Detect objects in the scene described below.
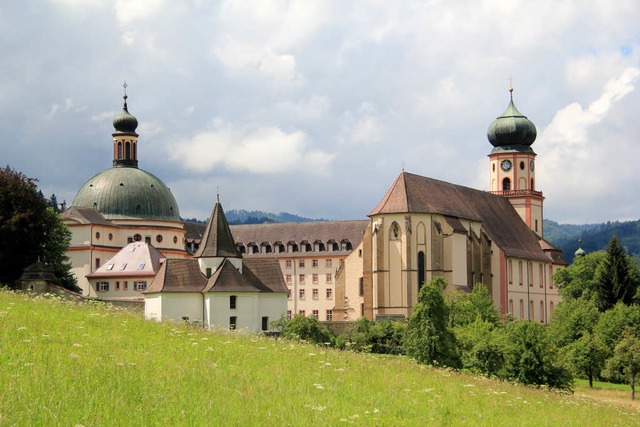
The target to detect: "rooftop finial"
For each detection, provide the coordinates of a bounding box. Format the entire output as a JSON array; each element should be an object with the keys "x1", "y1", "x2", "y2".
[
  {"x1": 508, "y1": 76, "x2": 514, "y2": 99},
  {"x1": 216, "y1": 186, "x2": 220, "y2": 203},
  {"x1": 122, "y1": 81, "x2": 129, "y2": 110}
]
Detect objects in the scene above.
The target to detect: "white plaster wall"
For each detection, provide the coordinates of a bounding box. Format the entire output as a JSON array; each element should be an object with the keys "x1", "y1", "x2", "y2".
[{"x1": 151, "y1": 293, "x2": 203, "y2": 323}]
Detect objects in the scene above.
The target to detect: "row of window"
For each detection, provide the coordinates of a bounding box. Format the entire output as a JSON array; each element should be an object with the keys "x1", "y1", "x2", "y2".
[
  {"x1": 507, "y1": 260, "x2": 554, "y2": 289},
  {"x1": 94, "y1": 233, "x2": 178, "y2": 245},
  {"x1": 285, "y1": 273, "x2": 333, "y2": 284},
  {"x1": 289, "y1": 288, "x2": 333, "y2": 300},
  {"x1": 96, "y1": 281, "x2": 147, "y2": 292},
  {"x1": 286, "y1": 310, "x2": 333, "y2": 321},
  {"x1": 508, "y1": 299, "x2": 554, "y2": 323},
  {"x1": 285, "y1": 259, "x2": 333, "y2": 269},
  {"x1": 239, "y1": 242, "x2": 352, "y2": 255}
]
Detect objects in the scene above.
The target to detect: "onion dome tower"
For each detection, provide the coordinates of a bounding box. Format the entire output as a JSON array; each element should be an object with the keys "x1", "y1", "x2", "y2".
[
  {"x1": 71, "y1": 87, "x2": 181, "y2": 222},
  {"x1": 488, "y1": 87, "x2": 544, "y2": 237}
]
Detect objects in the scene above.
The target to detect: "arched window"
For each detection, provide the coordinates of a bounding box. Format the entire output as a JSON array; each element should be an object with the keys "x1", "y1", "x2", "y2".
[
  {"x1": 133, "y1": 142, "x2": 137, "y2": 159},
  {"x1": 125, "y1": 141, "x2": 131, "y2": 159},
  {"x1": 390, "y1": 222, "x2": 400, "y2": 240},
  {"x1": 117, "y1": 141, "x2": 123, "y2": 159},
  {"x1": 502, "y1": 177, "x2": 511, "y2": 191},
  {"x1": 417, "y1": 251, "x2": 425, "y2": 291},
  {"x1": 531, "y1": 178, "x2": 534, "y2": 190}
]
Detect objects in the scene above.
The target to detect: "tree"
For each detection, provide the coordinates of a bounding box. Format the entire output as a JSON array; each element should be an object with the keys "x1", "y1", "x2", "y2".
[
  {"x1": 594, "y1": 236, "x2": 639, "y2": 311},
  {"x1": 0, "y1": 166, "x2": 57, "y2": 284},
  {"x1": 564, "y1": 331, "x2": 609, "y2": 388},
  {"x1": 553, "y1": 251, "x2": 606, "y2": 302},
  {"x1": 593, "y1": 303, "x2": 640, "y2": 350},
  {"x1": 447, "y1": 283, "x2": 500, "y2": 327},
  {"x1": 39, "y1": 208, "x2": 79, "y2": 292},
  {"x1": 547, "y1": 298, "x2": 600, "y2": 348},
  {"x1": 403, "y1": 277, "x2": 460, "y2": 368},
  {"x1": 276, "y1": 314, "x2": 334, "y2": 345},
  {"x1": 502, "y1": 320, "x2": 572, "y2": 390},
  {"x1": 48, "y1": 193, "x2": 60, "y2": 213},
  {"x1": 454, "y1": 318, "x2": 506, "y2": 378},
  {"x1": 604, "y1": 327, "x2": 640, "y2": 400},
  {"x1": 344, "y1": 318, "x2": 406, "y2": 354}
]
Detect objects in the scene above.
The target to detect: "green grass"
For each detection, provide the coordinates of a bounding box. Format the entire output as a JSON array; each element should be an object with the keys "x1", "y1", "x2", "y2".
[
  {"x1": 574, "y1": 379, "x2": 631, "y2": 392},
  {"x1": 1, "y1": 289, "x2": 638, "y2": 426}
]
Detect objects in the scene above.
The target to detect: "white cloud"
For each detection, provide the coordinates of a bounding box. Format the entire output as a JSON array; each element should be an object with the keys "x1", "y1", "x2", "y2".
[
  {"x1": 114, "y1": 0, "x2": 165, "y2": 25},
  {"x1": 171, "y1": 120, "x2": 334, "y2": 175},
  {"x1": 339, "y1": 103, "x2": 384, "y2": 145}
]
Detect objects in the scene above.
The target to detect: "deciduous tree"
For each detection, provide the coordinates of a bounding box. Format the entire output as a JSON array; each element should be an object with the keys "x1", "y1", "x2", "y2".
[
  {"x1": 403, "y1": 276, "x2": 460, "y2": 368},
  {"x1": 604, "y1": 327, "x2": 640, "y2": 400}
]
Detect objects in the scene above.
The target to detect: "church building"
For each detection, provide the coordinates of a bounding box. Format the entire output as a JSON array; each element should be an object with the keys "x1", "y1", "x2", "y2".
[{"x1": 62, "y1": 92, "x2": 188, "y2": 297}]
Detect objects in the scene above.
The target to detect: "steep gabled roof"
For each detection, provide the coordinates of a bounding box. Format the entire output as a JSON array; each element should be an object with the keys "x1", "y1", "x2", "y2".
[
  {"x1": 194, "y1": 201, "x2": 242, "y2": 259},
  {"x1": 87, "y1": 242, "x2": 165, "y2": 278},
  {"x1": 369, "y1": 172, "x2": 551, "y2": 262},
  {"x1": 144, "y1": 259, "x2": 207, "y2": 293},
  {"x1": 203, "y1": 259, "x2": 261, "y2": 292}
]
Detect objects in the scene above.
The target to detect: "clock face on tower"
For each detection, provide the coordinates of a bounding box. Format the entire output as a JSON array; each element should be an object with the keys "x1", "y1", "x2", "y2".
[
  {"x1": 500, "y1": 159, "x2": 512, "y2": 172},
  {"x1": 530, "y1": 160, "x2": 535, "y2": 171}
]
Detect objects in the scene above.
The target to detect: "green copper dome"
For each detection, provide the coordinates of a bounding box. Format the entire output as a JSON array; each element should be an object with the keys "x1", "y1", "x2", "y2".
[
  {"x1": 487, "y1": 90, "x2": 537, "y2": 148},
  {"x1": 72, "y1": 167, "x2": 180, "y2": 221},
  {"x1": 113, "y1": 96, "x2": 138, "y2": 134}
]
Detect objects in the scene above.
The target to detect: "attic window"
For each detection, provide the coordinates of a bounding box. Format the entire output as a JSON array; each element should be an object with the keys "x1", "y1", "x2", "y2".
[
  {"x1": 105, "y1": 264, "x2": 114, "y2": 270},
  {"x1": 108, "y1": 233, "x2": 113, "y2": 241},
  {"x1": 137, "y1": 263, "x2": 145, "y2": 270},
  {"x1": 119, "y1": 183, "x2": 124, "y2": 187},
  {"x1": 119, "y1": 263, "x2": 127, "y2": 270},
  {"x1": 134, "y1": 234, "x2": 142, "y2": 241}
]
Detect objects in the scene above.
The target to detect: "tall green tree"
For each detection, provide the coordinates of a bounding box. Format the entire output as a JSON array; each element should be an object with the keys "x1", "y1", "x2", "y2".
[
  {"x1": 564, "y1": 331, "x2": 609, "y2": 388},
  {"x1": 0, "y1": 166, "x2": 56, "y2": 284},
  {"x1": 39, "y1": 208, "x2": 78, "y2": 292},
  {"x1": 502, "y1": 320, "x2": 572, "y2": 390},
  {"x1": 403, "y1": 276, "x2": 460, "y2": 368},
  {"x1": 553, "y1": 251, "x2": 605, "y2": 302},
  {"x1": 454, "y1": 318, "x2": 505, "y2": 378},
  {"x1": 593, "y1": 302, "x2": 640, "y2": 350},
  {"x1": 604, "y1": 327, "x2": 640, "y2": 400},
  {"x1": 594, "y1": 236, "x2": 639, "y2": 311}
]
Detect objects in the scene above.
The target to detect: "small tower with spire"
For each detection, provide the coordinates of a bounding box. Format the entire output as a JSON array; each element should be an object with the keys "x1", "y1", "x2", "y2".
[
  {"x1": 194, "y1": 195, "x2": 243, "y2": 277},
  {"x1": 487, "y1": 86, "x2": 544, "y2": 237},
  {"x1": 112, "y1": 81, "x2": 140, "y2": 168}
]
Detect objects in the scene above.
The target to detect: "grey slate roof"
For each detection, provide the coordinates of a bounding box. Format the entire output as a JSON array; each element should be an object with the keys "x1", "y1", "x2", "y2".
[
  {"x1": 369, "y1": 172, "x2": 554, "y2": 262},
  {"x1": 61, "y1": 206, "x2": 113, "y2": 226},
  {"x1": 194, "y1": 202, "x2": 242, "y2": 259}
]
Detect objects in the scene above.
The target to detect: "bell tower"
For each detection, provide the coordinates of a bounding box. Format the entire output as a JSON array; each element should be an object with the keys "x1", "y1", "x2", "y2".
[
  {"x1": 112, "y1": 82, "x2": 139, "y2": 168},
  {"x1": 487, "y1": 88, "x2": 544, "y2": 237}
]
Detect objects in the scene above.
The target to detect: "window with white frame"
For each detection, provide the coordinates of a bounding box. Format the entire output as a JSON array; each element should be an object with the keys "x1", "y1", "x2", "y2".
[
  {"x1": 326, "y1": 310, "x2": 333, "y2": 321},
  {"x1": 312, "y1": 273, "x2": 318, "y2": 284},
  {"x1": 312, "y1": 288, "x2": 319, "y2": 299},
  {"x1": 325, "y1": 259, "x2": 332, "y2": 268},
  {"x1": 299, "y1": 274, "x2": 305, "y2": 284},
  {"x1": 285, "y1": 260, "x2": 292, "y2": 269},
  {"x1": 299, "y1": 260, "x2": 305, "y2": 268},
  {"x1": 97, "y1": 282, "x2": 109, "y2": 292},
  {"x1": 312, "y1": 259, "x2": 319, "y2": 268},
  {"x1": 326, "y1": 273, "x2": 332, "y2": 283},
  {"x1": 286, "y1": 274, "x2": 292, "y2": 284},
  {"x1": 312, "y1": 310, "x2": 319, "y2": 319},
  {"x1": 134, "y1": 281, "x2": 147, "y2": 291},
  {"x1": 299, "y1": 289, "x2": 305, "y2": 300},
  {"x1": 326, "y1": 288, "x2": 333, "y2": 299},
  {"x1": 287, "y1": 310, "x2": 292, "y2": 320}
]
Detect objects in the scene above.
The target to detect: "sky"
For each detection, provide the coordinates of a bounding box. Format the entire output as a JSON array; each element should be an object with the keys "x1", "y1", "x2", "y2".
[{"x1": 1, "y1": 0, "x2": 639, "y2": 224}]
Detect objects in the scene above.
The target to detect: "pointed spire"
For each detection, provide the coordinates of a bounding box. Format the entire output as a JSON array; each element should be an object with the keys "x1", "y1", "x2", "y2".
[{"x1": 194, "y1": 198, "x2": 242, "y2": 259}]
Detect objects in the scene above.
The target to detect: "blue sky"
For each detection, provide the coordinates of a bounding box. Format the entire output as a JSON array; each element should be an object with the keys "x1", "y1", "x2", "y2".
[{"x1": 1, "y1": 0, "x2": 639, "y2": 224}]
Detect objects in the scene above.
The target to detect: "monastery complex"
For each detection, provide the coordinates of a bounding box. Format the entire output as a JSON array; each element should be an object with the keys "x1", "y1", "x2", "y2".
[{"x1": 61, "y1": 88, "x2": 566, "y2": 330}]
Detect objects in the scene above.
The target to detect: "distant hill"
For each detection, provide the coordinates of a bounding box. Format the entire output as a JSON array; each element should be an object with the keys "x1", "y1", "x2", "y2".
[
  {"x1": 225, "y1": 209, "x2": 326, "y2": 225},
  {"x1": 544, "y1": 219, "x2": 640, "y2": 264}
]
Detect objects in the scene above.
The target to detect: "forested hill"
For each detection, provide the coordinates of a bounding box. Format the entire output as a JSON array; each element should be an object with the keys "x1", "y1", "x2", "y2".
[
  {"x1": 544, "y1": 219, "x2": 640, "y2": 264},
  {"x1": 225, "y1": 209, "x2": 325, "y2": 225}
]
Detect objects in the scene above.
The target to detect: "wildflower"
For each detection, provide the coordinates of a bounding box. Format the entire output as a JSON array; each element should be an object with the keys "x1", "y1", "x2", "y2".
[
  {"x1": 311, "y1": 406, "x2": 326, "y2": 411},
  {"x1": 314, "y1": 383, "x2": 324, "y2": 390},
  {"x1": 73, "y1": 343, "x2": 82, "y2": 347},
  {"x1": 17, "y1": 327, "x2": 26, "y2": 331}
]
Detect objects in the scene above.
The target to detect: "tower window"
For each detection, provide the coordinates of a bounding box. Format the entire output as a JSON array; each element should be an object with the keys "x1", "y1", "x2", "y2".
[
  {"x1": 502, "y1": 178, "x2": 511, "y2": 191},
  {"x1": 520, "y1": 161, "x2": 525, "y2": 170}
]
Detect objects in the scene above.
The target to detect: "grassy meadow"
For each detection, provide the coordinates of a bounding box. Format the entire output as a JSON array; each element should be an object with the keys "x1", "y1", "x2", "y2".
[{"x1": 1, "y1": 289, "x2": 638, "y2": 426}]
